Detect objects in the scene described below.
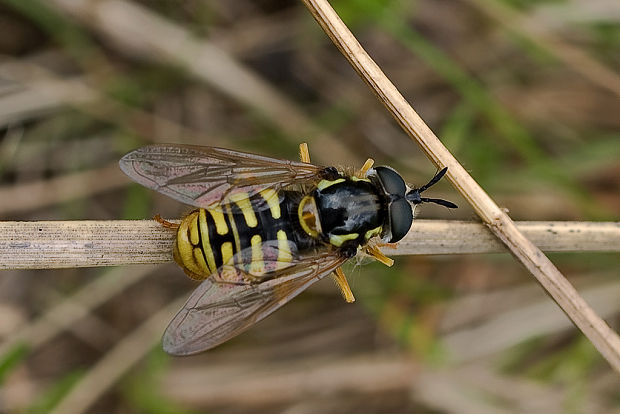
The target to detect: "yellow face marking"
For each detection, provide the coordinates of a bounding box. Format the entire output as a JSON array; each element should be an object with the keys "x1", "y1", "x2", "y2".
[
  {"x1": 317, "y1": 178, "x2": 345, "y2": 191},
  {"x1": 250, "y1": 234, "x2": 265, "y2": 275},
  {"x1": 364, "y1": 226, "x2": 382, "y2": 240},
  {"x1": 329, "y1": 233, "x2": 359, "y2": 247},
  {"x1": 221, "y1": 241, "x2": 233, "y2": 266},
  {"x1": 198, "y1": 209, "x2": 217, "y2": 273},
  {"x1": 276, "y1": 230, "x2": 292, "y2": 270},
  {"x1": 351, "y1": 176, "x2": 371, "y2": 183},
  {"x1": 229, "y1": 192, "x2": 258, "y2": 228},
  {"x1": 224, "y1": 204, "x2": 241, "y2": 256},
  {"x1": 260, "y1": 189, "x2": 281, "y2": 219},
  {"x1": 208, "y1": 208, "x2": 228, "y2": 235}
]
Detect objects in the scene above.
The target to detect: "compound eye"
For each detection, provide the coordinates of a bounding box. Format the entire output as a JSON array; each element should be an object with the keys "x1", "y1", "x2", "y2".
[
  {"x1": 388, "y1": 198, "x2": 413, "y2": 243},
  {"x1": 374, "y1": 166, "x2": 406, "y2": 197}
]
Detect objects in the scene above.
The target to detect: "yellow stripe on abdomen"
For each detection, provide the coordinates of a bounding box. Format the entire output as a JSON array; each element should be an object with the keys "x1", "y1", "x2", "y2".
[
  {"x1": 276, "y1": 230, "x2": 292, "y2": 270},
  {"x1": 229, "y1": 192, "x2": 258, "y2": 228},
  {"x1": 224, "y1": 204, "x2": 241, "y2": 256},
  {"x1": 192, "y1": 247, "x2": 209, "y2": 273},
  {"x1": 189, "y1": 213, "x2": 200, "y2": 245},
  {"x1": 250, "y1": 234, "x2": 265, "y2": 275},
  {"x1": 198, "y1": 209, "x2": 217, "y2": 273},
  {"x1": 260, "y1": 189, "x2": 281, "y2": 219},
  {"x1": 208, "y1": 208, "x2": 228, "y2": 235},
  {"x1": 221, "y1": 241, "x2": 233, "y2": 266},
  {"x1": 174, "y1": 211, "x2": 210, "y2": 279}
]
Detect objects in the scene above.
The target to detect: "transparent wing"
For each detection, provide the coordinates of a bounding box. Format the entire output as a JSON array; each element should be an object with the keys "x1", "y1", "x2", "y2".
[
  {"x1": 227, "y1": 239, "x2": 298, "y2": 280},
  {"x1": 162, "y1": 250, "x2": 346, "y2": 355},
  {"x1": 119, "y1": 144, "x2": 323, "y2": 209}
]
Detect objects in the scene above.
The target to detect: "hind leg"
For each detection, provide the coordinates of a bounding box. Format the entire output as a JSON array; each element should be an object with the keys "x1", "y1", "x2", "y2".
[{"x1": 154, "y1": 214, "x2": 179, "y2": 229}]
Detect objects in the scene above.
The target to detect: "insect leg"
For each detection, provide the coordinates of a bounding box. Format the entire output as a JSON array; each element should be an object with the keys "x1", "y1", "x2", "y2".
[
  {"x1": 375, "y1": 242, "x2": 398, "y2": 249},
  {"x1": 365, "y1": 245, "x2": 394, "y2": 267},
  {"x1": 154, "y1": 214, "x2": 180, "y2": 229},
  {"x1": 331, "y1": 267, "x2": 355, "y2": 303},
  {"x1": 299, "y1": 142, "x2": 311, "y2": 163},
  {"x1": 356, "y1": 158, "x2": 375, "y2": 178}
]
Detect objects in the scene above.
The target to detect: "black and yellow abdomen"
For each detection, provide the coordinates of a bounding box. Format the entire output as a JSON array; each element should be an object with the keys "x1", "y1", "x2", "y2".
[{"x1": 173, "y1": 189, "x2": 317, "y2": 281}]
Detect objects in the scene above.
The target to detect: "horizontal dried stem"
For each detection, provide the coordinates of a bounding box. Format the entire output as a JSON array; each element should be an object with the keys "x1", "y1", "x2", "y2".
[{"x1": 0, "y1": 220, "x2": 617, "y2": 270}]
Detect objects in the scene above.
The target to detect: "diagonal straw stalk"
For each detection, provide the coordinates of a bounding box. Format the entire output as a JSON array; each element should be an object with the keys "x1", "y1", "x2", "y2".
[{"x1": 300, "y1": 0, "x2": 620, "y2": 371}]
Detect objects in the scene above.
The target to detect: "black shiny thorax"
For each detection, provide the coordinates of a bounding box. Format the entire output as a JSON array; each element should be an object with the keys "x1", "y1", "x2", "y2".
[{"x1": 313, "y1": 177, "x2": 384, "y2": 245}]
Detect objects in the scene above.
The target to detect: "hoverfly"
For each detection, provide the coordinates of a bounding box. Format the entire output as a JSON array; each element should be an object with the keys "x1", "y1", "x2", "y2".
[{"x1": 119, "y1": 143, "x2": 456, "y2": 355}]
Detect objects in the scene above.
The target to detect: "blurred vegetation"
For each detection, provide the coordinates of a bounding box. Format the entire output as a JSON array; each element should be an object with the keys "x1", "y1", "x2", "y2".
[{"x1": 0, "y1": 0, "x2": 618, "y2": 413}]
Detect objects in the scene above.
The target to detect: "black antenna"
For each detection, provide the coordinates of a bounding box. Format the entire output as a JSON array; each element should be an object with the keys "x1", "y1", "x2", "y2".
[{"x1": 406, "y1": 167, "x2": 458, "y2": 208}]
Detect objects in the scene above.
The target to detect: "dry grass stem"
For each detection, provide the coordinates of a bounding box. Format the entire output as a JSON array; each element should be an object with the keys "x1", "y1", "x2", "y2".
[
  {"x1": 533, "y1": 1, "x2": 620, "y2": 26},
  {"x1": 160, "y1": 355, "x2": 415, "y2": 407},
  {"x1": 442, "y1": 280, "x2": 620, "y2": 362},
  {"x1": 416, "y1": 363, "x2": 603, "y2": 413},
  {"x1": 463, "y1": 0, "x2": 620, "y2": 97},
  {"x1": 412, "y1": 370, "x2": 515, "y2": 414},
  {"x1": 301, "y1": 0, "x2": 620, "y2": 371},
  {"x1": 0, "y1": 163, "x2": 125, "y2": 215},
  {"x1": 0, "y1": 57, "x2": 229, "y2": 147},
  {"x1": 0, "y1": 220, "x2": 175, "y2": 269},
  {"x1": 48, "y1": 297, "x2": 185, "y2": 414},
  {"x1": 0, "y1": 76, "x2": 97, "y2": 126},
  {"x1": 45, "y1": 0, "x2": 353, "y2": 164},
  {"x1": 397, "y1": 220, "x2": 620, "y2": 255},
  {"x1": 0, "y1": 220, "x2": 618, "y2": 270},
  {"x1": 0, "y1": 265, "x2": 154, "y2": 357}
]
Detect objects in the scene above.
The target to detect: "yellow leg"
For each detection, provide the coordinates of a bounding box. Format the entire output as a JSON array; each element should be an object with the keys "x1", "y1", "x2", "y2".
[
  {"x1": 332, "y1": 267, "x2": 355, "y2": 303},
  {"x1": 299, "y1": 142, "x2": 311, "y2": 163},
  {"x1": 365, "y1": 245, "x2": 394, "y2": 267},
  {"x1": 154, "y1": 214, "x2": 179, "y2": 229},
  {"x1": 376, "y1": 242, "x2": 398, "y2": 249},
  {"x1": 356, "y1": 158, "x2": 374, "y2": 178}
]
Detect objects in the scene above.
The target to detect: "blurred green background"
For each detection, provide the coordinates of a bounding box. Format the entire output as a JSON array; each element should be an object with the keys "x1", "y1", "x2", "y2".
[{"x1": 0, "y1": 0, "x2": 619, "y2": 413}]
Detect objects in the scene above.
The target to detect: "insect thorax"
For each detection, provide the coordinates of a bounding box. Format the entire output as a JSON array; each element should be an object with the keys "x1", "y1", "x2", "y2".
[{"x1": 312, "y1": 177, "x2": 384, "y2": 250}]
